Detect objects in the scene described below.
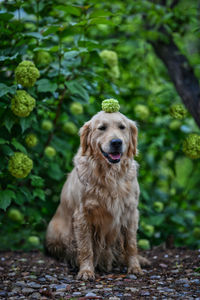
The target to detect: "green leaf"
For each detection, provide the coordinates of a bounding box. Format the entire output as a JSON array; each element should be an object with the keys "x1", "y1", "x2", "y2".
[
  {"x1": 0, "y1": 190, "x2": 15, "y2": 211},
  {"x1": 0, "y1": 83, "x2": 17, "y2": 97},
  {"x1": 1, "y1": 145, "x2": 14, "y2": 156},
  {"x1": 42, "y1": 25, "x2": 60, "y2": 36},
  {"x1": 175, "y1": 157, "x2": 193, "y2": 187},
  {"x1": 0, "y1": 53, "x2": 18, "y2": 62},
  {"x1": 55, "y1": 5, "x2": 81, "y2": 16},
  {"x1": 33, "y1": 188, "x2": 46, "y2": 201},
  {"x1": 14, "y1": 192, "x2": 25, "y2": 205},
  {"x1": 30, "y1": 175, "x2": 44, "y2": 188},
  {"x1": 23, "y1": 32, "x2": 43, "y2": 39},
  {"x1": 0, "y1": 138, "x2": 9, "y2": 145},
  {"x1": 66, "y1": 80, "x2": 89, "y2": 102},
  {"x1": 37, "y1": 79, "x2": 57, "y2": 93},
  {"x1": 19, "y1": 114, "x2": 36, "y2": 133},
  {"x1": 48, "y1": 163, "x2": 63, "y2": 181},
  {"x1": 4, "y1": 113, "x2": 16, "y2": 132},
  {"x1": 11, "y1": 138, "x2": 27, "y2": 154},
  {"x1": 88, "y1": 17, "x2": 113, "y2": 25},
  {"x1": 0, "y1": 12, "x2": 14, "y2": 21}
]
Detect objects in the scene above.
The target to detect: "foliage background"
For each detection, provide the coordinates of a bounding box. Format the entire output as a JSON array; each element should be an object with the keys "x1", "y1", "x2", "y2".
[{"x1": 0, "y1": 0, "x2": 200, "y2": 250}]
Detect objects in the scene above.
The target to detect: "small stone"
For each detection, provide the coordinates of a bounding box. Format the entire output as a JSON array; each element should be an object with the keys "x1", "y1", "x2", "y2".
[
  {"x1": 19, "y1": 258, "x2": 27, "y2": 262},
  {"x1": 22, "y1": 287, "x2": 35, "y2": 294},
  {"x1": 37, "y1": 260, "x2": 44, "y2": 264},
  {"x1": 127, "y1": 274, "x2": 137, "y2": 279},
  {"x1": 191, "y1": 279, "x2": 200, "y2": 284},
  {"x1": 54, "y1": 284, "x2": 67, "y2": 292},
  {"x1": 159, "y1": 263, "x2": 168, "y2": 268},
  {"x1": 183, "y1": 284, "x2": 190, "y2": 288},
  {"x1": 124, "y1": 293, "x2": 131, "y2": 297},
  {"x1": 150, "y1": 275, "x2": 161, "y2": 279},
  {"x1": 8, "y1": 272, "x2": 16, "y2": 276},
  {"x1": 38, "y1": 277, "x2": 46, "y2": 282},
  {"x1": 109, "y1": 297, "x2": 120, "y2": 300},
  {"x1": 0, "y1": 291, "x2": 7, "y2": 297},
  {"x1": 125, "y1": 287, "x2": 138, "y2": 292},
  {"x1": 96, "y1": 285, "x2": 103, "y2": 288},
  {"x1": 85, "y1": 292, "x2": 97, "y2": 297},
  {"x1": 175, "y1": 278, "x2": 189, "y2": 284},
  {"x1": 141, "y1": 291, "x2": 150, "y2": 296},
  {"x1": 27, "y1": 282, "x2": 41, "y2": 289},
  {"x1": 164, "y1": 254, "x2": 168, "y2": 258},
  {"x1": 73, "y1": 291, "x2": 82, "y2": 296},
  {"x1": 15, "y1": 281, "x2": 26, "y2": 288},
  {"x1": 153, "y1": 256, "x2": 157, "y2": 259},
  {"x1": 45, "y1": 275, "x2": 57, "y2": 282},
  {"x1": 31, "y1": 292, "x2": 41, "y2": 299}
]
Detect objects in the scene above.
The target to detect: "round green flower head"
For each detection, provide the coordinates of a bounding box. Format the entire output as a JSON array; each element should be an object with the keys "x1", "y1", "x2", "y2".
[
  {"x1": 134, "y1": 104, "x2": 150, "y2": 120},
  {"x1": 70, "y1": 102, "x2": 83, "y2": 115},
  {"x1": 8, "y1": 152, "x2": 33, "y2": 178},
  {"x1": 25, "y1": 134, "x2": 38, "y2": 148},
  {"x1": 15, "y1": 60, "x2": 40, "y2": 87},
  {"x1": 63, "y1": 121, "x2": 78, "y2": 135},
  {"x1": 138, "y1": 239, "x2": 150, "y2": 250},
  {"x1": 102, "y1": 99, "x2": 120, "y2": 113},
  {"x1": 182, "y1": 133, "x2": 200, "y2": 159},
  {"x1": 100, "y1": 50, "x2": 118, "y2": 68},
  {"x1": 170, "y1": 103, "x2": 187, "y2": 120},
  {"x1": 34, "y1": 51, "x2": 52, "y2": 68},
  {"x1": 41, "y1": 120, "x2": 53, "y2": 131},
  {"x1": 44, "y1": 146, "x2": 56, "y2": 158},
  {"x1": 11, "y1": 90, "x2": 36, "y2": 117}
]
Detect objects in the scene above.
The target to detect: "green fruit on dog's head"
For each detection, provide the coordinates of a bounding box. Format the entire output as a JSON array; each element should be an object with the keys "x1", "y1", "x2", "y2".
[
  {"x1": 102, "y1": 99, "x2": 120, "y2": 113},
  {"x1": 28, "y1": 236, "x2": 40, "y2": 246},
  {"x1": 8, "y1": 208, "x2": 24, "y2": 222}
]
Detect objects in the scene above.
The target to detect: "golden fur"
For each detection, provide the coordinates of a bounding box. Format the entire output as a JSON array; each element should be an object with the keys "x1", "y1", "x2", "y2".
[{"x1": 46, "y1": 111, "x2": 149, "y2": 280}]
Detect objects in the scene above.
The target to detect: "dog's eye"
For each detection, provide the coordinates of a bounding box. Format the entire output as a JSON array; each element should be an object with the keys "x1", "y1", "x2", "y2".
[
  {"x1": 119, "y1": 124, "x2": 125, "y2": 130},
  {"x1": 98, "y1": 125, "x2": 107, "y2": 131}
]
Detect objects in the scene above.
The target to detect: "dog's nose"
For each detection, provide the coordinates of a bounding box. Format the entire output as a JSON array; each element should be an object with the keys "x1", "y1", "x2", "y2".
[{"x1": 110, "y1": 139, "x2": 122, "y2": 148}]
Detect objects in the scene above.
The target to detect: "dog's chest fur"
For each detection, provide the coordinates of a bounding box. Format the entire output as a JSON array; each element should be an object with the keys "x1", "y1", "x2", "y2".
[{"x1": 76, "y1": 156, "x2": 139, "y2": 231}]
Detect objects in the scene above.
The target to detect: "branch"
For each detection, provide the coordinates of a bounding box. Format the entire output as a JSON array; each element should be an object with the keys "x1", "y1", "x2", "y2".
[{"x1": 151, "y1": 36, "x2": 200, "y2": 128}]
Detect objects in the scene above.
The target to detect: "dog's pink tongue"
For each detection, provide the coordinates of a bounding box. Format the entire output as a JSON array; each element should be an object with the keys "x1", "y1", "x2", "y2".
[{"x1": 109, "y1": 153, "x2": 121, "y2": 160}]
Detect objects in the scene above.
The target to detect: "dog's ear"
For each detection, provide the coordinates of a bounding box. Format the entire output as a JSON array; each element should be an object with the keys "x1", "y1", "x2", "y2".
[
  {"x1": 127, "y1": 120, "x2": 138, "y2": 157},
  {"x1": 79, "y1": 121, "x2": 91, "y2": 155}
]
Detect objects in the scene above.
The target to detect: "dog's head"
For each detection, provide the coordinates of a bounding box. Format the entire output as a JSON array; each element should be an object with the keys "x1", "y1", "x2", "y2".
[{"x1": 79, "y1": 111, "x2": 138, "y2": 164}]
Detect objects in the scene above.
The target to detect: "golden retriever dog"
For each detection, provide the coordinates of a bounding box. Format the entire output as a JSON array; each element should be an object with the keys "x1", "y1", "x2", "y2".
[{"x1": 46, "y1": 110, "x2": 149, "y2": 280}]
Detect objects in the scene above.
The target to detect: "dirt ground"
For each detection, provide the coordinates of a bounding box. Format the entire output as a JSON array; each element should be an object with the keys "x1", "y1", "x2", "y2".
[{"x1": 0, "y1": 247, "x2": 200, "y2": 299}]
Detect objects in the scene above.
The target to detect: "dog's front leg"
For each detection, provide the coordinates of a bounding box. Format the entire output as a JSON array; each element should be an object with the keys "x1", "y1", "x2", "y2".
[
  {"x1": 124, "y1": 209, "x2": 143, "y2": 275},
  {"x1": 74, "y1": 210, "x2": 95, "y2": 280}
]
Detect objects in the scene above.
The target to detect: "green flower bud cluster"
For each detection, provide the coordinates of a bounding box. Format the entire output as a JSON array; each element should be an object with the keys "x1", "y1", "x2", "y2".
[
  {"x1": 182, "y1": 133, "x2": 200, "y2": 159},
  {"x1": 25, "y1": 134, "x2": 38, "y2": 148},
  {"x1": 8, "y1": 208, "x2": 24, "y2": 223},
  {"x1": 63, "y1": 121, "x2": 78, "y2": 135},
  {"x1": 134, "y1": 104, "x2": 150, "y2": 120},
  {"x1": 170, "y1": 104, "x2": 187, "y2": 120},
  {"x1": 11, "y1": 90, "x2": 36, "y2": 117},
  {"x1": 15, "y1": 61, "x2": 40, "y2": 87},
  {"x1": 8, "y1": 152, "x2": 33, "y2": 178},
  {"x1": 153, "y1": 201, "x2": 164, "y2": 212},
  {"x1": 138, "y1": 239, "x2": 150, "y2": 250},
  {"x1": 28, "y1": 236, "x2": 40, "y2": 246},
  {"x1": 102, "y1": 99, "x2": 120, "y2": 113},
  {"x1": 42, "y1": 120, "x2": 53, "y2": 131},
  {"x1": 100, "y1": 50, "x2": 118, "y2": 68},
  {"x1": 100, "y1": 50, "x2": 120, "y2": 80},
  {"x1": 142, "y1": 224, "x2": 155, "y2": 237},
  {"x1": 44, "y1": 146, "x2": 56, "y2": 158},
  {"x1": 34, "y1": 51, "x2": 52, "y2": 68},
  {"x1": 70, "y1": 102, "x2": 83, "y2": 115}
]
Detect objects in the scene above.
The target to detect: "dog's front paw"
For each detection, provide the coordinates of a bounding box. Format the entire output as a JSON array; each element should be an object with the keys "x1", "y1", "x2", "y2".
[
  {"x1": 128, "y1": 257, "x2": 143, "y2": 275},
  {"x1": 137, "y1": 255, "x2": 151, "y2": 267},
  {"x1": 77, "y1": 269, "x2": 95, "y2": 281}
]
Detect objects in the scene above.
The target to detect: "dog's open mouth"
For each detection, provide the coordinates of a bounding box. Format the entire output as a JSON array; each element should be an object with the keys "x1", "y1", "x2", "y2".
[{"x1": 101, "y1": 149, "x2": 122, "y2": 164}]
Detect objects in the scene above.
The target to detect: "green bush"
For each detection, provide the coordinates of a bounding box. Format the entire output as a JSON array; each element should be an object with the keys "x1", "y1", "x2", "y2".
[{"x1": 0, "y1": 0, "x2": 200, "y2": 251}]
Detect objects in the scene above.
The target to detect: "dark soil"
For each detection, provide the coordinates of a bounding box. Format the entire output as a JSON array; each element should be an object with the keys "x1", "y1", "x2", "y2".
[{"x1": 0, "y1": 247, "x2": 200, "y2": 299}]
